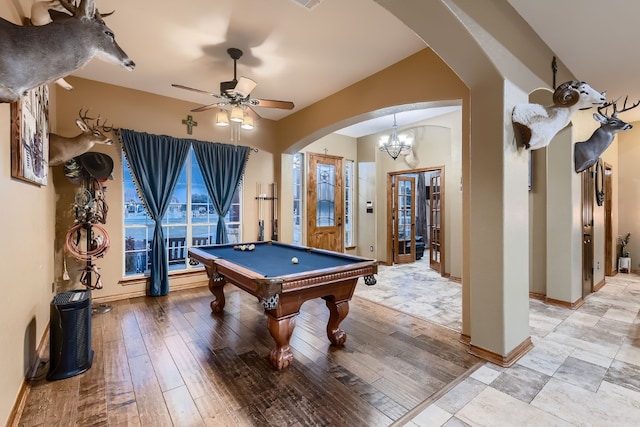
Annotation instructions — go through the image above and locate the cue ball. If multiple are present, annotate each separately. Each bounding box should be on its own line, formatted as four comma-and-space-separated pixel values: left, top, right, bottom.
291, 257, 299, 264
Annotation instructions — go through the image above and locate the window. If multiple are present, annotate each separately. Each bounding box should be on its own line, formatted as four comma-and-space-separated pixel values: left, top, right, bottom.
123, 148, 242, 276
345, 159, 354, 247
292, 153, 304, 245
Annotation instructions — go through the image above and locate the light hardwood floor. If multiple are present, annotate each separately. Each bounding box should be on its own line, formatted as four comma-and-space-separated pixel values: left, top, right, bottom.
17, 283, 481, 426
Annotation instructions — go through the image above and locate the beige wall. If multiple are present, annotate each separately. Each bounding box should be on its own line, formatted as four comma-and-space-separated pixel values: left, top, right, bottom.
0, 5, 56, 423
0, 99, 58, 427
281, 110, 463, 275
618, 126, 640, 271
52, 77, 276, 300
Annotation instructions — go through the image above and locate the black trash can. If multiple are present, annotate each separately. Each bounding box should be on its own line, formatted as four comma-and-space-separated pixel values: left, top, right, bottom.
47, 290, 94, 381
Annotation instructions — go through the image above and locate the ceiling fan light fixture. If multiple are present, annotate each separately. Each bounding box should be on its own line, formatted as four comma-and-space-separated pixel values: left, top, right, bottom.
215, 109, 229, 127
241, 114, 254, 130
230, 106, 244, 123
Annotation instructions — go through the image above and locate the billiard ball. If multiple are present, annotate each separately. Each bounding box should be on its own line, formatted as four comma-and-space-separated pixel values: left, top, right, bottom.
291, 257, 298, 264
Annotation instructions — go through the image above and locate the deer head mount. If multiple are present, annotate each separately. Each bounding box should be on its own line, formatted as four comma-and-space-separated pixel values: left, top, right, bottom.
49, 109, 115, 167
0, 0, 134, 103
512, 80, 606, 150
574, 96, 640, 172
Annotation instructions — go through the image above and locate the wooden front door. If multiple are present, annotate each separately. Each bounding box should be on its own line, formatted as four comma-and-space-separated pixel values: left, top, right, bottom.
582, 169, 594, 297
429, 172, 442, 272
307, 153, 343, 252
393, 176, 416, 264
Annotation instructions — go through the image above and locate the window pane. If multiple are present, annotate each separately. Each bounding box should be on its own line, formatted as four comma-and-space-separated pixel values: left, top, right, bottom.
316, 163, 335, 227
345, 160, 354, 247
123, 147, 243, 277
292, 153, 303, 245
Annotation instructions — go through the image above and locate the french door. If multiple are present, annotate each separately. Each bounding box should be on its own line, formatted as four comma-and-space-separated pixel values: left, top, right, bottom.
429, 172, 442, 272
306, 153, 343, 252
393, 176, 415, 264
582, 168, 594, 297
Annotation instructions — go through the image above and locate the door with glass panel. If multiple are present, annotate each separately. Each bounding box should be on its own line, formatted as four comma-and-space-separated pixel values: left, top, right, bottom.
307, 153, 343, 252
393, 176, 415, 264
429, 172, 442, 272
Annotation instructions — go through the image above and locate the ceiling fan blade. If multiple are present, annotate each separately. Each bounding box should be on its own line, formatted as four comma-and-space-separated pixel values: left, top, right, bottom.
172, 83, 221, 98
252, 98, 295, 110
191, 102, 228, 113
234, 77, 258, 98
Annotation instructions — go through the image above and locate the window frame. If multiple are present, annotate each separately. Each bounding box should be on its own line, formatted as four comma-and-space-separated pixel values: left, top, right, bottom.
122, 147, 242, 277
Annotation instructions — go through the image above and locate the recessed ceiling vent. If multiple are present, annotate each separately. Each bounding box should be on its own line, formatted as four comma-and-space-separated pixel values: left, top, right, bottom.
291, 0, 324, 10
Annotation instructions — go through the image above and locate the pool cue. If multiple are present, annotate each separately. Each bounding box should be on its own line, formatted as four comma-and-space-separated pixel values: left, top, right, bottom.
271, 182, 278, 241
257, 183, 264, 241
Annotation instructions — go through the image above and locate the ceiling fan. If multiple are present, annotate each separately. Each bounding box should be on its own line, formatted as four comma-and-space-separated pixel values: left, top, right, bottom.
172, 48, 295, 118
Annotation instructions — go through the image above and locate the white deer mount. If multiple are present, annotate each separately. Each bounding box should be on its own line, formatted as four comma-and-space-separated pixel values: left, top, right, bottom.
49, 109, 115, 167
0, 0, 135, 102
512, 80, 606, 150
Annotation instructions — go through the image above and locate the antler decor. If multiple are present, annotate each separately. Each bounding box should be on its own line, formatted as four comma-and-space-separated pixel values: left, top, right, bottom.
0, 0, 134, 102
512, 80, 606, 150
49, 108, 116, 167
574, 96, 640, 172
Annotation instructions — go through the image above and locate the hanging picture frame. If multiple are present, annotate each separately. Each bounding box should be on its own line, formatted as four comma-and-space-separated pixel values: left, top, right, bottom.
10, 84, 49, 186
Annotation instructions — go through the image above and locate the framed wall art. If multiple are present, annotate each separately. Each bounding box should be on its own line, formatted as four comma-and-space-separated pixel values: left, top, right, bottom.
10, 85, 49, 186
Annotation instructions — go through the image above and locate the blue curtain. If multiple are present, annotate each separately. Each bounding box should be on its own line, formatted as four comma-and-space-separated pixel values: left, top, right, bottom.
120, 129, 191, 296
192, 141, 250, 243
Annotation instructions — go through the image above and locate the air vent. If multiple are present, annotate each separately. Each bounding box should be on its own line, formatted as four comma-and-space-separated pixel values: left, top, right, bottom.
291, 0, 324, 10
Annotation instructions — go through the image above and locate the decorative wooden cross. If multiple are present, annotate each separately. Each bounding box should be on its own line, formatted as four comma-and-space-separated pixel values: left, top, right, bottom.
182, 115, 198, 135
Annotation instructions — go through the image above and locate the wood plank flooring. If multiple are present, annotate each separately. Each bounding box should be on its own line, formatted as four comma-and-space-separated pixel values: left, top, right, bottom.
17, 284, 481, 426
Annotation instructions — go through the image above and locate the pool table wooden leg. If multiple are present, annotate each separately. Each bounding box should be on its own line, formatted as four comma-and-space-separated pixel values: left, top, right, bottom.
208, 275, 226, 313
267, 316, 295, 370
324, 297, 349, 345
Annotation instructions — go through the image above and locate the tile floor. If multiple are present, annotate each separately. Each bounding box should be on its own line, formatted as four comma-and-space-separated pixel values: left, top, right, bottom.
354, 259, 640, 426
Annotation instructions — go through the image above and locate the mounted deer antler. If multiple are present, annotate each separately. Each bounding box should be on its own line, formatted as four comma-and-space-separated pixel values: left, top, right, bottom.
0, 0, 134, 102
512, 80, 606, 150
49, 108, 116, 166
574, 96, 640, 172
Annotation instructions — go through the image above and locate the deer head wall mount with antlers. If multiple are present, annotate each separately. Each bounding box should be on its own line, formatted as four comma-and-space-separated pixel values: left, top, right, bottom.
48, 109, 116, 167
0, 0, 134, 103
574, 96, 640, 173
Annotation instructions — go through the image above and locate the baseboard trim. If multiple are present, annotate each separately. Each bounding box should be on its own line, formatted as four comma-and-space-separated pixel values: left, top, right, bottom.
545, 296, 584, 309
529, 292, 546, 301
593, 278, 606, 292
94, 280, 208, 304
528, 291, 585, 309
469, 336, 533, 367
7, 324, 50, 427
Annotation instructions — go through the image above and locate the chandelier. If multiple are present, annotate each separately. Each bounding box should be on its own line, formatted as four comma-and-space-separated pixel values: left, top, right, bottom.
215, 105, 254, 142
379, 114, 412, 160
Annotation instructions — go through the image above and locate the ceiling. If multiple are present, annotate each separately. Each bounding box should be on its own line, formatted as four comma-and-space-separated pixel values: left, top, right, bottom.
507, 0, 640, 124
15, 0, 640, 134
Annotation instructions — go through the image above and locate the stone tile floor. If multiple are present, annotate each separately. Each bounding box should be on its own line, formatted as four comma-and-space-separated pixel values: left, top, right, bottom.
354, 260, 640, 426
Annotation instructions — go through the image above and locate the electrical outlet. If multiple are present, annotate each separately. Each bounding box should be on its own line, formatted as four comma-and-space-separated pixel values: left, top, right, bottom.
597, 262, 601, 270
369, 245, 374, 252
51, 282, 55, 293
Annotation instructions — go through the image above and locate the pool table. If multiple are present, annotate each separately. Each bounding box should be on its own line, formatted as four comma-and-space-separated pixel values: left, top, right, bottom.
188, 241, 377, 370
